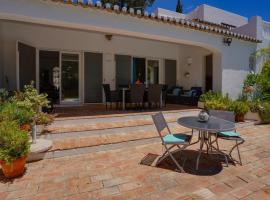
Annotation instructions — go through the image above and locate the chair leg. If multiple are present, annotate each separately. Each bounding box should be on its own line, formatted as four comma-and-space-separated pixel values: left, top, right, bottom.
157, 145, 185, 172
229, 138, 244, 165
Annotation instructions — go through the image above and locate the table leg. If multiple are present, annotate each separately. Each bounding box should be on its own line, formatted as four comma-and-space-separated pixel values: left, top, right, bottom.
122, 90, 125, 111
160, 93, 163, 109
196, 131, 205, 170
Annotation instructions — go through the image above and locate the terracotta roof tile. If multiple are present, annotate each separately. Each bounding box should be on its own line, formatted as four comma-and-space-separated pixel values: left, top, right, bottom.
45, 0, 261, 43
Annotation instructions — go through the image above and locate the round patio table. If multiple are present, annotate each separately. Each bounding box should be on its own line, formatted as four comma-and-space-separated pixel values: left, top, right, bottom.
177, 116, 235, 170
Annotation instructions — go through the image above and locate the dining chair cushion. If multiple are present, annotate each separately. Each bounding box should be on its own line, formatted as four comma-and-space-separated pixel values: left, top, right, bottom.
218, 131, 241, 137
163, 134, 190, 144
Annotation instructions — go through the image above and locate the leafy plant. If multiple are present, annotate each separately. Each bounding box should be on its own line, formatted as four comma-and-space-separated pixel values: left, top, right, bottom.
36, 112, 54, 125
0, 121, 30, 164
228, 101, 249, 116
0, 88, 9, 103
244, 73, 258, 87
199, 91, 225, 102
0, 102, 34, 125
202, 91, 232, 111
256, 60, 270, 100
12, 82, 49, 113
259, 102, 270, 123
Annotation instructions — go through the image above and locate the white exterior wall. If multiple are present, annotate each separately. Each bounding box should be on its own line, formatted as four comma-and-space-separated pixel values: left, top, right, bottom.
187, 5, 248, 27
0, 21, 181, 92
0, 20, 212, 98
178, 45, 211, 90
234, 17, 270, 73
0, 22, 3, 88
155, 8, 186, 20
0, 0, 258, 99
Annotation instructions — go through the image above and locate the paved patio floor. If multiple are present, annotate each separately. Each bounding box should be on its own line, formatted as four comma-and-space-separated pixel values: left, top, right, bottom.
1, 124, 270, 200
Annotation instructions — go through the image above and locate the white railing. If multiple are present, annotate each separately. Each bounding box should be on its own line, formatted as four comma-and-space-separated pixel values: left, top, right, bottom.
262, 21, 270, 40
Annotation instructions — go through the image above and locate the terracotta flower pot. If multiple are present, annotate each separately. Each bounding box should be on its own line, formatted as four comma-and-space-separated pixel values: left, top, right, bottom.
0, 156, 27, 178
20, 124, 31, 132
235, 114, 245, 122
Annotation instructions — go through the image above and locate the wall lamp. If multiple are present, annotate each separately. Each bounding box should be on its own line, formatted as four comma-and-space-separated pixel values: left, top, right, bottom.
223, 37, 232, 46
105, 34, 113, 41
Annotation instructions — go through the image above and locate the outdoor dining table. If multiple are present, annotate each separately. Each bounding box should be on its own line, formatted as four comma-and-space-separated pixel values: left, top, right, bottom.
121, 87, 163, 110
177, 116, 235, 170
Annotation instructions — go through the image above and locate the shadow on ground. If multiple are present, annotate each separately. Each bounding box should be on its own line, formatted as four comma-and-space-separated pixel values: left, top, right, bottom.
140, 150, 231, 176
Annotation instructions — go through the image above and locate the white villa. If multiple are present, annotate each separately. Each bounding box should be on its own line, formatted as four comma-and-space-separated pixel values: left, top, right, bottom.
0, 0, 269, 105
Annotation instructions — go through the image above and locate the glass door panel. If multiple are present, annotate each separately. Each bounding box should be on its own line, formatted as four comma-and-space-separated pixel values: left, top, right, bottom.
61, 53, 80, 103
147, 60, 159, 85
133, 57, 146, 84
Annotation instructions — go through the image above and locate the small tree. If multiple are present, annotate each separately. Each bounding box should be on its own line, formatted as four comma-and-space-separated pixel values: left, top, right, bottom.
176, 0, 183, 13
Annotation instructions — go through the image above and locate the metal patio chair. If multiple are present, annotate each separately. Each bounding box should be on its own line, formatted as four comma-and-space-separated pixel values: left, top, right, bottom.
209, 110, 245, 165
152, 112, 192, 172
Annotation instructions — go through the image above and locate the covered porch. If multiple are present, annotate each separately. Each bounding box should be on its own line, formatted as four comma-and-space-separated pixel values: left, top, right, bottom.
2, 20, 216, 108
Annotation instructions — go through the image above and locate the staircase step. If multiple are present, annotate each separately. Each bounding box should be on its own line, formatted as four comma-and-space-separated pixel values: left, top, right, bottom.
41, 122, 190, 151
46, 110, 199, 133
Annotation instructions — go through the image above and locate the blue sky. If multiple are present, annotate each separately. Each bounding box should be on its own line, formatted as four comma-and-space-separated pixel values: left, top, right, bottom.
147, 0, 270, 22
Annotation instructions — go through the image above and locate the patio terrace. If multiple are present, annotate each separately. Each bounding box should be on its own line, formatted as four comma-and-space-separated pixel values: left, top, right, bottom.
1, 106, 270, 200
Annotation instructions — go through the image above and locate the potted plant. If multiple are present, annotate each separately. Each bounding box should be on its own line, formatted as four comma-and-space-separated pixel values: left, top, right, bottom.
36, 112, 54, 134
0, 121, 30, 178
229, 101, 249, 122
245, 101, 262, 122
0, 102, 34, 131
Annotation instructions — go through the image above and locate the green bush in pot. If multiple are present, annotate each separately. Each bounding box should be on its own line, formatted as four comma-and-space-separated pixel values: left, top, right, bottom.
0, 102, 34, 129
0, 121, 30, 178
229, 101, 249, 122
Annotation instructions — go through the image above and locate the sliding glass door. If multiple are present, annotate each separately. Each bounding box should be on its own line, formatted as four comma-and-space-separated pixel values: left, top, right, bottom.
147, 60, 159, 85
60, 53, 80, 103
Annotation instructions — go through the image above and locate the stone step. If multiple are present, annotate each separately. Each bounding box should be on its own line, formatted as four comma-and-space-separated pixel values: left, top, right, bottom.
40, 120, 256, 152
41, 122, 191, 151
43, 137, 161, 160
46, 110, 200, 134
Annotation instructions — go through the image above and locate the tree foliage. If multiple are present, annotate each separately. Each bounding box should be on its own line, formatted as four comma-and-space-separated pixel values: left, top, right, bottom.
176, 0, 183, 13
101, 0, 155, 10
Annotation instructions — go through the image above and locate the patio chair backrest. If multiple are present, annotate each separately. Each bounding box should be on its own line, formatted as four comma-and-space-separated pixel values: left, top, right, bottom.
103, 84, 111, 101
130, 84, 145, 103
152, 112, 171, 141
148, 84, 163, 103
209, 110, 235, 123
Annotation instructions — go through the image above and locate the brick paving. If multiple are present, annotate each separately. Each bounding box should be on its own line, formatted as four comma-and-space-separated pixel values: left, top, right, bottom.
1, 124, 270, 200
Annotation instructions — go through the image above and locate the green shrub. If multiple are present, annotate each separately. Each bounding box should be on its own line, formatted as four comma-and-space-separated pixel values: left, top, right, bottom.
0, 102, 34, 125
202, 92, 232, 111
199, 91, 224, 102
204, 100, 229, 111
244, 73, 259, 87
0, 88, 8, 103
12, 82, 49, 113
257, 60, 270, 100
229, 101, 249, 116
259, 102, 270, 123
0, 121, 30, 164
36, 112, 54, 125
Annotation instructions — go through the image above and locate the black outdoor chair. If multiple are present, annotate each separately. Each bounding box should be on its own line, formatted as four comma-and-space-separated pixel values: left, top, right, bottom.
128, 84, 145, 109
209, 110, 245, 165
102, 84, 120, 110
162, 84, 168, 107
148, 84, 163, 109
